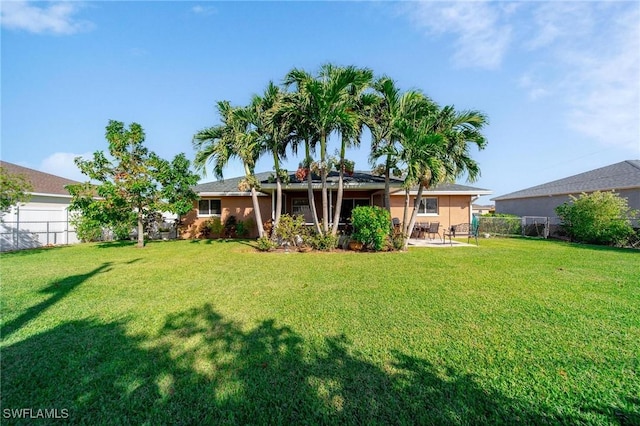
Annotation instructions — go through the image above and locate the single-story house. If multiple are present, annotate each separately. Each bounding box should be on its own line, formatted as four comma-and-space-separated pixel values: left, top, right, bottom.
182, 170, 492, 238
492, 160, 640, 218
1, 161, 81, 251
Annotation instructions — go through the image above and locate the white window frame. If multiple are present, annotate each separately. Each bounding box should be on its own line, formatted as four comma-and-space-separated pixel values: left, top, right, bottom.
198, 199, 221, 217
417, 197, 438, 216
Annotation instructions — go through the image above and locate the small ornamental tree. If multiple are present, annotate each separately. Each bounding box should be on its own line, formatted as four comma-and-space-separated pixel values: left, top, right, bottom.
0, 166, 33, 214
555, 191, 638, 246
68, 120, 199, 248
351, 205, 392, 251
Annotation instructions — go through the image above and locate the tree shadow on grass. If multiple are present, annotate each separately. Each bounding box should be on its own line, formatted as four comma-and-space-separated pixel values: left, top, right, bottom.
1, 303, 624, 424
1, 262, 113, 339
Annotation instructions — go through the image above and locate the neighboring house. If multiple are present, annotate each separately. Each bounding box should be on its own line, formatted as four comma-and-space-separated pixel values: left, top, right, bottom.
472, 204, 494, 216
492, 160, 640, 218
182, 170, 491, 238
1, 161, 81, 251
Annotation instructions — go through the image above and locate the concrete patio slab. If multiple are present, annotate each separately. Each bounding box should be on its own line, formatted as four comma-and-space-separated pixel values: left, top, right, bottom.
407, 238, 475, 247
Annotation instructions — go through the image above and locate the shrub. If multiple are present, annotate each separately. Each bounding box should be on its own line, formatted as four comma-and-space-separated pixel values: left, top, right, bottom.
223, 216, 237, 238
197, 217, 223, 238
555, 191, 638, 246
235, 220, 249, 238
351, 206, 392, 251
72, 216, 104, 242
305, 232, 338, 251
273, 214, 306, 247
256, 235, 277, 252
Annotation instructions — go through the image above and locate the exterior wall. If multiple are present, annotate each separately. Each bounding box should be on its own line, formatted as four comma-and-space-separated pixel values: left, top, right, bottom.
389, 193, 472, 233
181, 196, 271, 239
185, 191, 477, 239
495, 189, 640, 218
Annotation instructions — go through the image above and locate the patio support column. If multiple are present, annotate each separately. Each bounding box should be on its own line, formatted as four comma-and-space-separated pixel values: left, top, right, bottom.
271, 190, 275, 220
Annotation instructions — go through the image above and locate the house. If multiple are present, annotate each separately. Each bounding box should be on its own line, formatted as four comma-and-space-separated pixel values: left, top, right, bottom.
1, 161, 81, 251
472, 204, 494, 216
492, 160, 640, 218
182, 170, 492, 238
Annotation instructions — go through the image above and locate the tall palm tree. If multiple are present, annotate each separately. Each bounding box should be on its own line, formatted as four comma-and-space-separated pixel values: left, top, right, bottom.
400, 105, 488, 247
285, 64, 373, 235
276, 83, 322, 234
249, 82, 293, 230
193, 101, 266, 238
330, 79, 376, 236
369, 77, 432, 214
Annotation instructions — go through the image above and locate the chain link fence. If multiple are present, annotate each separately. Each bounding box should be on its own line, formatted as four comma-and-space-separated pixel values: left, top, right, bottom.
1, 220, 79, 252
476, 216, 563, 239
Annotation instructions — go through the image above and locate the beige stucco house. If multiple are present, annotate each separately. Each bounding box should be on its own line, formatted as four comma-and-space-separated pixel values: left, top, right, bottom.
182, 171, 491, 238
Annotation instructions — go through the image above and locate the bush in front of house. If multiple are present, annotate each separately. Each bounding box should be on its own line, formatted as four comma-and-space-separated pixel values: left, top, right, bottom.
555, 191, 638, 246
351, 206, 392, 251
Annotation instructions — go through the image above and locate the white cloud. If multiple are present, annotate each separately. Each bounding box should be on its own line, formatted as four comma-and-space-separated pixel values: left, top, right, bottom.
527, 2, 640, 152
1, 1, 93, 35
191, 5, 217, 16
402, 1, 514, 70
40, 152, 92, 182
402, 1, 639, 152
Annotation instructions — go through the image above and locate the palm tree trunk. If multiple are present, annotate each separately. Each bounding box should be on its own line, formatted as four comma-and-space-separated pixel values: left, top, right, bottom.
320, 132, 329, 234
307, 172, 321, 235
402, 189, 410, 236
305, 140, 321, 234
273, 151, 282, 229
384, 155, 392, 213
331, 167, 344, 236
245, 164, 265, 238
331, 138, 347, 236
404, 184, 425, 249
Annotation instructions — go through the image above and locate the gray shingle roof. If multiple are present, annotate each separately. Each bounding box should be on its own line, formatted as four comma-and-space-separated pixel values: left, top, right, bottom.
0, 161, 80, 196
493, 160, 640, 201
194, 170, 490, 194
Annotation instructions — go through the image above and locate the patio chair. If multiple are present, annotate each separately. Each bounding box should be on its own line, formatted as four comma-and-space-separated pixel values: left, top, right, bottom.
444, 222, 479, 246
427, 222, 441, 241
412, 222, 429, 239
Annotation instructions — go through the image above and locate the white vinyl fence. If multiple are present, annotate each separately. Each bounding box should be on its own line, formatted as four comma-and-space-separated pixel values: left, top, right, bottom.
1, 207, 78, 252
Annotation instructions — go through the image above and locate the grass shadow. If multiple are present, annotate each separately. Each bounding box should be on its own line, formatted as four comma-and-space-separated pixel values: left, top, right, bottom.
1, 262, 113, 339
1, 303, 608, 424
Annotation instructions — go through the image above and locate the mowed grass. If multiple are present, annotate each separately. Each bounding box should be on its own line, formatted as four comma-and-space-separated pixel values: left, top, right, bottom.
1, 238, 638, 425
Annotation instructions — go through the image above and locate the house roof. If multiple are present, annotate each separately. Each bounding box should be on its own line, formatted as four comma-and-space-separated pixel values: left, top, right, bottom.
492, 160, 640, 201
194, 170, 491, 196
0, 161, 80, 197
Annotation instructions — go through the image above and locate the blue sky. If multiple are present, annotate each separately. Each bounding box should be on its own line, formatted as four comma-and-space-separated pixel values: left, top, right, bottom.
2, 1, 639, 204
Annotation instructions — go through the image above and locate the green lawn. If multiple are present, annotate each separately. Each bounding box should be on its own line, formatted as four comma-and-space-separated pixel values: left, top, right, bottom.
1, 239, 638, 425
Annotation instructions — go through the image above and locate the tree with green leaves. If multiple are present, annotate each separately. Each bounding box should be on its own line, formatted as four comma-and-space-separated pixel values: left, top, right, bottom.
369, 77, 431, 214
284, 64, 374, 235
249, 82, 294, 230
68, 120, 199, 248
400, 105, 488, 248
194, 101, 266, 237
556, 191, 638, 246
0, 166, 33, 215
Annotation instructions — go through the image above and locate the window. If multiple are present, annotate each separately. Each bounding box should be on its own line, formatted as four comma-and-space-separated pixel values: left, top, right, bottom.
417, 197, 438, 215
198, 199, 221, 216
292, 198, 310, 215
340, 198, 369, 222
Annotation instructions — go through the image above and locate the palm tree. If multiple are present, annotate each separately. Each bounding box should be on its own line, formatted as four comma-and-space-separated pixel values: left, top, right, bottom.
285, 64, 373, 235
401, 105, 488, 247
330, 76, 376, 236
193, 101, 266, 238
369, 77, 432, 214
248, 82, 293, 230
